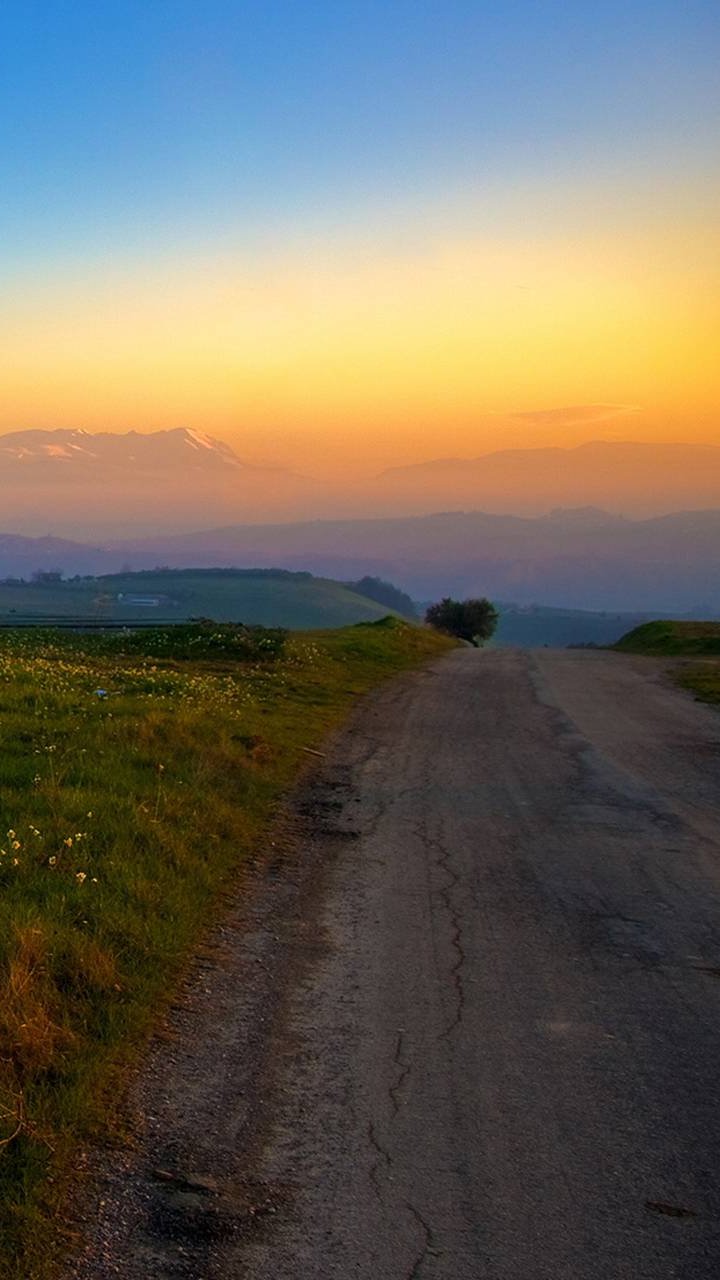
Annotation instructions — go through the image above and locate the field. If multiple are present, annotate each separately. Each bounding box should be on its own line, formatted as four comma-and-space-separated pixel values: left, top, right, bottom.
0, 568, 396, 630
0, 619, 452, 1278
615, 620, 720, 706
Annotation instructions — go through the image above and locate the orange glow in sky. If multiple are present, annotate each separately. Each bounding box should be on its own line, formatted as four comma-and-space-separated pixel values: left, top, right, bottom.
2, 209, 717, 477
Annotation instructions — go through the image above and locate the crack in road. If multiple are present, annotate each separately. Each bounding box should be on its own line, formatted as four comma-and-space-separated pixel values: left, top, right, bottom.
366, 1121, 392, 1202
431, 835, 466, 1039
389, 1031, 411, 1115
406, 1202, 436, 1278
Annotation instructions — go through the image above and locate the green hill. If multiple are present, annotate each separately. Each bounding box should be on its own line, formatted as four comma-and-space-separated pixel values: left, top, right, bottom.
0, 568, 400, 630
615, 620, 720, 656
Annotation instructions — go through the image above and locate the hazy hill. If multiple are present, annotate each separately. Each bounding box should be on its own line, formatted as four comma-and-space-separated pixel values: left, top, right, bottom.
113, 507, 720, 613
1, 501, 719, 615
0, 568, 399, 630
492, 604, 654, 649
0, 532, 110, 578
377, 441, 720, 517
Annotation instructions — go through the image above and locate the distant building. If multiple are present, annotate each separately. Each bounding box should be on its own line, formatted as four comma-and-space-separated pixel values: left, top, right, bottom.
116, 593, 165, 607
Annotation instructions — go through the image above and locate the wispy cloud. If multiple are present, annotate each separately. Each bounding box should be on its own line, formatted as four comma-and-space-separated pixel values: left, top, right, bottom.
508, 404, 640, 429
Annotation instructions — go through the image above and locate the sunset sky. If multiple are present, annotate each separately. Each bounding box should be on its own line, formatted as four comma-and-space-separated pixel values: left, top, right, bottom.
1, 1, 718, 476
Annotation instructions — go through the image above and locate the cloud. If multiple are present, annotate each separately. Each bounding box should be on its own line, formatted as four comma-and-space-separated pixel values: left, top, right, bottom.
508, 404, 640, 429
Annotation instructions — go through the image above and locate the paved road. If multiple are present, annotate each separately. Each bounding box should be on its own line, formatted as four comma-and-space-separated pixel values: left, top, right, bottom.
71, 649, 720, 1279
235, 648, 720, 1280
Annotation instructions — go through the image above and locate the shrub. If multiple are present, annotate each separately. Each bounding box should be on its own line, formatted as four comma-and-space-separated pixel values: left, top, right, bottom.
425, 597, 498, 646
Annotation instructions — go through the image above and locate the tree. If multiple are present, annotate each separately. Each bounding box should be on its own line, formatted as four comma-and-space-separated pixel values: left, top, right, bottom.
425, 597, 498, 646
31, 569, 63, 584
347, 575, 417, 619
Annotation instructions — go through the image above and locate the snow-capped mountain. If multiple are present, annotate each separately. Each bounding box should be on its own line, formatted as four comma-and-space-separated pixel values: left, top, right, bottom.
0, 428, 320, 536
0, 427, 244, 474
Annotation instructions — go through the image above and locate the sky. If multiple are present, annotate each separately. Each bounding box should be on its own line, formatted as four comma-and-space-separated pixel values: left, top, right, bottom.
1, 0, 718, 477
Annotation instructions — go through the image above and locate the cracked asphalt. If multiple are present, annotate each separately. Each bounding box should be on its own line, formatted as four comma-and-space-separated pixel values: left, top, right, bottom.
69, 648, 720, 1279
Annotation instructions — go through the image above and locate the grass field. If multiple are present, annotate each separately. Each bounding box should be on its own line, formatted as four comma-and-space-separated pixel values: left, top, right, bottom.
0, 618, 452, 1278
615, 620, 720, 656
0, 568, 396, 630
615, 620, 720, 706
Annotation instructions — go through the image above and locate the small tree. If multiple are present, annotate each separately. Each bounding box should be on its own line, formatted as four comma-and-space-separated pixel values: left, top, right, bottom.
425, 597, 498, 647
347, 575, 418, 619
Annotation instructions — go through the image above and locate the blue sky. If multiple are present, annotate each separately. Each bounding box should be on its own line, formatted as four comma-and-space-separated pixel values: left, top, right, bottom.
1, 0, 718, 260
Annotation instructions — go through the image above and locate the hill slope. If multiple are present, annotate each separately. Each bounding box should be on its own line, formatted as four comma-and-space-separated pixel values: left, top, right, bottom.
615, 620, 720, 656
0, 569, 399, 630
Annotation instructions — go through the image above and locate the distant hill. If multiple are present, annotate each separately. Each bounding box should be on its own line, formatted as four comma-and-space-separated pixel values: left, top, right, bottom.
112, 506, 720, 613
0, 531, 109, 578
0, 568, 401, 630
376, 441, 720, 517
1, 505, 719, 615
492, 604, 654, 649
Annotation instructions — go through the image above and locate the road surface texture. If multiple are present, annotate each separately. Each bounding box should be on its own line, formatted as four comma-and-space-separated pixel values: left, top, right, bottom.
69, 649, 720, 1280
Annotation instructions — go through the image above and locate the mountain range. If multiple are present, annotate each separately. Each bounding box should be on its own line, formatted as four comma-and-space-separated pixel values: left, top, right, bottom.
0, 429, 719, 536
0, 505, 718, 614
375, 441, 720, 517
0, 427, 321, 536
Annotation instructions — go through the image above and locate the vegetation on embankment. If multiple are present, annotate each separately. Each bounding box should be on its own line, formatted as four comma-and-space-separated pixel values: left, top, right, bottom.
0, 618, 453, 1278
615, 620, 720, 707
615, 620, 720, 656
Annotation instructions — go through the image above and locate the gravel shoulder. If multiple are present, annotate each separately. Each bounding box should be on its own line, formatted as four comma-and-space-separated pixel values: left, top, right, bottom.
67, 649, 720, 1279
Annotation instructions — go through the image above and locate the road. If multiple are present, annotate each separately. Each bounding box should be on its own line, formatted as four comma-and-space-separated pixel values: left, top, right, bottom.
71, 649, 720, 1279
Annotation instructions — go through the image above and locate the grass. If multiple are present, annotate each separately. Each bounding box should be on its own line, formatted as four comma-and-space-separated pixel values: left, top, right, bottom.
0, 568, 399, 629
615, 620, 720, 707
0, 617, 453, 1278
675, 664, 720, 706
614, 620, 720, 656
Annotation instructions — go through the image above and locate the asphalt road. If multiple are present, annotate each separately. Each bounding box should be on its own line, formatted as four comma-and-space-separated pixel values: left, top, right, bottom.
70, 649, 720, 1279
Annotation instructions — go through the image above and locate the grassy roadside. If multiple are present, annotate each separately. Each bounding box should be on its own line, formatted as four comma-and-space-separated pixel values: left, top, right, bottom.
614, 620, 720, 706
0, 618, 453, 1278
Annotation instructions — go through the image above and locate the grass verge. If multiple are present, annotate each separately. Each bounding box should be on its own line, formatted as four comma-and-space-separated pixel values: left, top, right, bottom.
0, 617, 453, 1277
615, 620, 720, 707
675, 663, 720, 706
614, 620, 720, 657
